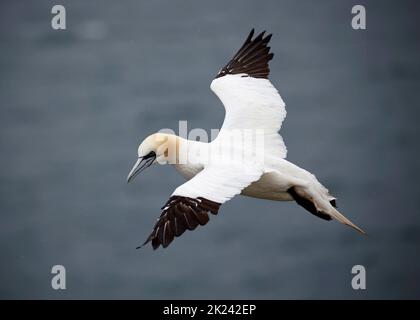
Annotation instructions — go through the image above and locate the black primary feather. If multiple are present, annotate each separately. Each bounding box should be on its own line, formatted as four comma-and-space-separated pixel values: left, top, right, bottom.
288, 187, 332, 221
138, 196, 221, 250
216, 28, 274, 79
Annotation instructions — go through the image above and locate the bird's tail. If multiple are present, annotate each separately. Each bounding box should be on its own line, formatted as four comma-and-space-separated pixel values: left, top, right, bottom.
328, 206, 365, 234
288, 186, 366, 235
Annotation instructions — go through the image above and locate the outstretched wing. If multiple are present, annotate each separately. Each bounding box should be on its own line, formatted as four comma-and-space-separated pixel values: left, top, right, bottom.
141, 165, 262, 249
211, 29, 287, 159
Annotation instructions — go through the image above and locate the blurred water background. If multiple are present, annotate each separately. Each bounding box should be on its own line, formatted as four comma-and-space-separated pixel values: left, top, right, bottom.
0, 0, 419, 299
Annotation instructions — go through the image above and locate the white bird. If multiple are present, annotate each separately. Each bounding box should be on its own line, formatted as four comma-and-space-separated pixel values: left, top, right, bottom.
127, 29, 365, 250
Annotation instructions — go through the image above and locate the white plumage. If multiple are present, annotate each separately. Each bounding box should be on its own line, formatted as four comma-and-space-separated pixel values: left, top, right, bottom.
128, 29, 365, 250
211, 74, 287, 159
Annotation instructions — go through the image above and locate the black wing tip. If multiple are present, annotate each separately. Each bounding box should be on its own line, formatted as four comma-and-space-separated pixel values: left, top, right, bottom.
216, 28, 275, 79
141, 196, 221, 250
288, 187, 333, 221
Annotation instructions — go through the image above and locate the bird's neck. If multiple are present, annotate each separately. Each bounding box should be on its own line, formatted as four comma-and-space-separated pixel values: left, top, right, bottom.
162, 135, 206, 166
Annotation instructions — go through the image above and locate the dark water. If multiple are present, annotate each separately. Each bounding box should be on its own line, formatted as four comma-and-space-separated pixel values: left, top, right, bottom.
0, 0, 419, 299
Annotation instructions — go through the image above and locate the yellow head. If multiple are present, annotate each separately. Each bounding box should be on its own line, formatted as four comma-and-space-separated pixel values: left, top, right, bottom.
127, 133, 178, 183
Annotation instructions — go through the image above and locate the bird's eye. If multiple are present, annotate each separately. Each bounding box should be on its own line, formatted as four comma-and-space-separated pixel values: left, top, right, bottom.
143, 151, 156, 159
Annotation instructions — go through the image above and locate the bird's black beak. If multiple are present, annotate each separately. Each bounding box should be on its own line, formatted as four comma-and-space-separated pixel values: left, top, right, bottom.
127, 151, 156, 183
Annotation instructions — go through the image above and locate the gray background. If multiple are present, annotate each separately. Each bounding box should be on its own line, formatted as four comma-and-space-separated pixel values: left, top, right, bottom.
0, 0, 419, 299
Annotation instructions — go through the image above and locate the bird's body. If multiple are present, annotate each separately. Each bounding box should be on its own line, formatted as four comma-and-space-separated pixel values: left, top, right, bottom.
176, 163, 293, 201
127, 29, 365, 250
171, 137, 304, 202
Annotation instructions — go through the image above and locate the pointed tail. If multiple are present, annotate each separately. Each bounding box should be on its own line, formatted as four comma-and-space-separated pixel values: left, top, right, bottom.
288, 186, 366, 235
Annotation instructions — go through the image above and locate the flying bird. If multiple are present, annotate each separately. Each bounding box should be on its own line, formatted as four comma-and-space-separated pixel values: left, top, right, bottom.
127, 29, 365, 250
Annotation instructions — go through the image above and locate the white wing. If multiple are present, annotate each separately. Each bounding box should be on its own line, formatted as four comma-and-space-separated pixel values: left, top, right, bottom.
211, 75, 287, 158
211, 29, 287, 159
141, 165, 263, 249
173, 164, 263, 203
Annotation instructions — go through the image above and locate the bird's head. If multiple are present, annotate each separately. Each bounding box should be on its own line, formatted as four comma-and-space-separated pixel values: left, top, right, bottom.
127, 133, 177, 183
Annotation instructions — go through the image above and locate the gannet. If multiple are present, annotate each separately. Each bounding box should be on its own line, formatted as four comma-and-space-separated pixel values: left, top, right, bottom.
127, 29, 365, 250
